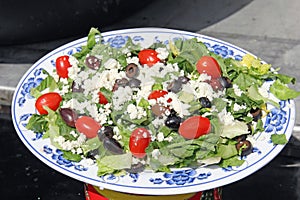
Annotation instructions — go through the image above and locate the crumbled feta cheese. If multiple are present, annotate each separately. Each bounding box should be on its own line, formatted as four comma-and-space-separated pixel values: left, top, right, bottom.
157, 132, 164, 142
218, 108, 234, 125
103, 58, 120, 70
126, 56, 140, 65
233, 84, 243, 97
233, 103, 247, 111
155, 47, 169, 60
151, 149, 161, 159
127, 104, 147, 120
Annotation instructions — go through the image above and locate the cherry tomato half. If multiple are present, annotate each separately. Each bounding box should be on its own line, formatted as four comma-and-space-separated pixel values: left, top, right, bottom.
129, 128, 151, 158
178, 116, 211, 139
138, 49, 160, 67
75, 116, 101, 138
35, 92, 62, 115
98, 92, 108, 105
56, 55, 71, 78
196, 56, 222, 79
148, 90, 168, 100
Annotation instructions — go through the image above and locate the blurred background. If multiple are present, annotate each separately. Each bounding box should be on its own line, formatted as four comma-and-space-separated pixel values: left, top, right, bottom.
1, 0, 300, 199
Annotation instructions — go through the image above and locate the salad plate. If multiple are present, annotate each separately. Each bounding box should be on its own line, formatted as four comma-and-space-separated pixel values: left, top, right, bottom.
11, 28, 296, 195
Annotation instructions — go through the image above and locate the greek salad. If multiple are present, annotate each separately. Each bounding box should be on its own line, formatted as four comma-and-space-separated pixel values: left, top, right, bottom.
26, 28, 300, 176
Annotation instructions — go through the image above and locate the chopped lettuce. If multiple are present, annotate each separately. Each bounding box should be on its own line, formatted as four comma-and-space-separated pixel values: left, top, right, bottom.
97, 153, 132, 176
271, 134, 288, 145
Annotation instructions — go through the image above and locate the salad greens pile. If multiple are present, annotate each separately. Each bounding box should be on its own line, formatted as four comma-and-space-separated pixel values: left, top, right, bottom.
26, 28, 300, 176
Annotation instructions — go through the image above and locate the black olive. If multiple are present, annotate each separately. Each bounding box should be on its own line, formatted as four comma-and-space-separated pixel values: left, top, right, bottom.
250, 107, 262, 121
236, 140, 253, 156
102, 137, 124, 155
235, 134, 247, 143
165, 114, 182, 130
116, 78, 129, 87
98, 126, 114, 141
71, 81, 84, 93
126, 162, 145, 173
125, 63, 139, 78
85, 55, 101, 70
219, 76, 232, 88
167, 80, 182, 93
199, 97, 212, 108
86, 149, 99, 160
128, 78, 141, 88
59, 108, 78, 127
178, 76, 190, 84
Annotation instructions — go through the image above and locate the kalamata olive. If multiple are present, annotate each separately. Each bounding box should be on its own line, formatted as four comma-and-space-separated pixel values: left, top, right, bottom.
250, 107, 262, 121
85, 55, 101, 70
102, 137, 124, 154
71, 81, 84, 93
178, 76, 190, 84
165, 114, 182, 130
126, 162, 145, 173
98, 126, 114, 141
151, 104, 168, 117
167, 80, 182, 93
219, 76, 232, 88
59, 108, 78, 127
125, 63, 139, 78
199, 97, 212, 108
236, 140, 253, 156
128, 78, 141, 88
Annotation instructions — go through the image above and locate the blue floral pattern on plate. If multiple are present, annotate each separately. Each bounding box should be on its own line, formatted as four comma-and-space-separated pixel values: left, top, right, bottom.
11, 28, 295, 195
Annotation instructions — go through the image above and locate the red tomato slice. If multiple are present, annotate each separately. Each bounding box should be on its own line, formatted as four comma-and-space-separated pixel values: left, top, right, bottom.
196, 56, 222, 79
75, 116, 101, 138
148, 90, 168, 100
56, 55, 71, 78
129, 128, 151, 158
138, 49, 160, 67
98, 92, 108, 105
178, 116, 211, 139
35, 92, 62, 115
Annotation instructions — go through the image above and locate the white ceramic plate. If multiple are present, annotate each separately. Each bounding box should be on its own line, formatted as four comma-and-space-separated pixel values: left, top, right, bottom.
11, 28, 295, 195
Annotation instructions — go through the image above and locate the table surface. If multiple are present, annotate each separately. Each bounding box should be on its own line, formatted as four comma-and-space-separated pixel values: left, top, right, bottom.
1, 0, 300, 199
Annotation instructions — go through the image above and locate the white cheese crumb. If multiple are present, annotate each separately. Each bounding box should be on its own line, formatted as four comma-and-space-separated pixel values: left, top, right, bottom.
151, 149, 161, 159
155, 47, 169, 60
218, 108, 235, 126
233, 84, 243, 97
157, 132, 165, 142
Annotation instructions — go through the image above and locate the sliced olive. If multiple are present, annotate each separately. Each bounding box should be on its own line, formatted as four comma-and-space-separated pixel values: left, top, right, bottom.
128, 78, 141, 88
151, 104, 168, 117
236, 140, 253, 156
250, 107, 262, 121
85, 55, 101, 70
102, 137, 124, 154
165, 114, 182, 130
125, 63, 139, 78
178, 76, 190, 84
71, 81, 84, 93
98, 126, 114, 141
219, 76, 232, 88
126, 162, 145, 173
86, 149, 99, 160
199, 97, 212, 108
59, 108, 78, 127
167, 80, 182, 93
235, 134, 247, 143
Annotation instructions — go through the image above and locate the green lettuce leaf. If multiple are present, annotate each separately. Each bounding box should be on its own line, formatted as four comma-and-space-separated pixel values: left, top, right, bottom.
270, 79, 300, 100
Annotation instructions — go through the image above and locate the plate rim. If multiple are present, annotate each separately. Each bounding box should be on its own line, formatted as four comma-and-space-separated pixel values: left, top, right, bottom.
11, 27, 295, 195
